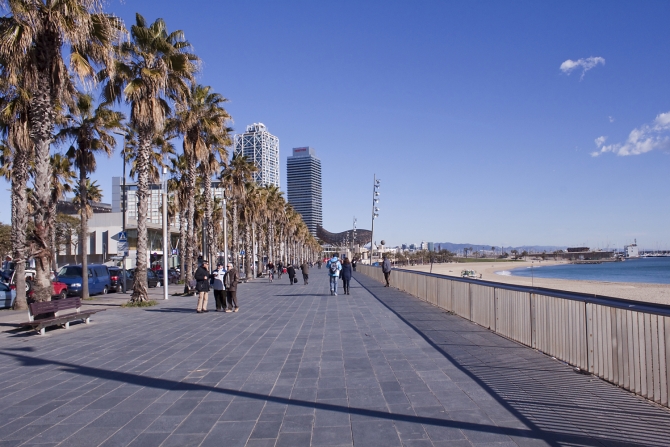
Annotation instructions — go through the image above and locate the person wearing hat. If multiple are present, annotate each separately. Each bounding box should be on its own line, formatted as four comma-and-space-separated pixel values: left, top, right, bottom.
223, 263, 240, 312
211, 263, 227, 311
194, 261, 211, 313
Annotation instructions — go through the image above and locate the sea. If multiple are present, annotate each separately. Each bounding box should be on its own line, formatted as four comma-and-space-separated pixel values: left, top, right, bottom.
497, 257, 670, 285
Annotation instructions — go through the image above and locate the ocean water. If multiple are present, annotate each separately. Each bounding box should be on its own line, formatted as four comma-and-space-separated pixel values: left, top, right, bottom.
501, 257, 670, 285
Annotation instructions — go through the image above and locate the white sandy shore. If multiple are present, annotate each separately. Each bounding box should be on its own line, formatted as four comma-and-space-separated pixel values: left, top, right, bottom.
402, 260, 670, 306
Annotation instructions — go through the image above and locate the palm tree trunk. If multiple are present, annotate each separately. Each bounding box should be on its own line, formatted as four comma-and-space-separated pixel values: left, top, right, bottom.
79, 169, 89, 300
31, 138, 53, 302
179, 208, 186, 283
131, 134, 151, 302
186, 157, 196, 283
244, 222, 252, 279
11, 146, 28, 310
232, 201, 239, 270
204, 174, 215, 266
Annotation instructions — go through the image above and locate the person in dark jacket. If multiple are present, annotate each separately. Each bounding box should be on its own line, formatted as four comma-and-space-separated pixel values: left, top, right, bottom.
194, 261, 210, 313
341, 257, 353, 295
382, 256, 392, 287
300, 261, 309, 285
352, 259, 357, 272
287, 264, 296, 285
223, 263, 239, 312
211, 263, 226, 311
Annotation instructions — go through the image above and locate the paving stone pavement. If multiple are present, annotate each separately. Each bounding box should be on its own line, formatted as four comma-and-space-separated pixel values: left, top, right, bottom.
0, 272, 669, 447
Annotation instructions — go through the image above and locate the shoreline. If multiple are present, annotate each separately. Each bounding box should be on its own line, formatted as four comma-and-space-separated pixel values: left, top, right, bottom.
402, 260, 670, 306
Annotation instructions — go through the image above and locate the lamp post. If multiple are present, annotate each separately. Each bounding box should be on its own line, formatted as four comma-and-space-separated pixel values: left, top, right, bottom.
121, 148, 127, 294
370, 175, 380, 264
162, 166, 168, 300
222, 189, 228, 266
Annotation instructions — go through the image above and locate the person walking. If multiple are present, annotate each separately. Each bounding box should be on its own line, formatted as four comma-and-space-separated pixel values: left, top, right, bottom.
277, 260, 284, 279
341, 257, 353, 295
211, 263, 226, 311
267, 261, 275, 282
352, 259, 357, 272
287, 263, 296, 285
300, 260, 309, 285
326, 256, 342, 295
382, 255, 392, 287
195, 260, 210, 313
223, 263, 239, 312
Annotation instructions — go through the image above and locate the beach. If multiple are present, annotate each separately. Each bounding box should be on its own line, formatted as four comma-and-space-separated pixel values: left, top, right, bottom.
403, 260, 670, 305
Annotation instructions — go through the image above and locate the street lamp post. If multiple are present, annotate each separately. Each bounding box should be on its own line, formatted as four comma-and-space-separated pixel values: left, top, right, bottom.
121, 150, 127, 294
370, 175, 380, 264
162, 166, 168, 300
222, 189, 228, 266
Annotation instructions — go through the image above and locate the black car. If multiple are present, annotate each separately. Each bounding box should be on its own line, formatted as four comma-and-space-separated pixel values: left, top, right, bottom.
108, 267, 133, 292
147, 269, 160, 288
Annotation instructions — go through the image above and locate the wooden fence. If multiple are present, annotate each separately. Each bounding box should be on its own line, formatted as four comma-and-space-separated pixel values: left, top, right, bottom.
358, 265, 670, 408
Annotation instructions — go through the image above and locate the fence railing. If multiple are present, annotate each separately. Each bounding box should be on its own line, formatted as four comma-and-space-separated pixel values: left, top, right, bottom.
358, 264, 670, 408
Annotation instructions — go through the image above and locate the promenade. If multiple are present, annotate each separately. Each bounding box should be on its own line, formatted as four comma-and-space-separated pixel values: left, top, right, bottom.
0, 273, 669, 446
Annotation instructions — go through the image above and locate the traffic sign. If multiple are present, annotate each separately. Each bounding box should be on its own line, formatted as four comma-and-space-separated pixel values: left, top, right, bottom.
240, 250, 245, 255
112, 231, 127, 242
117, 241, 129, 257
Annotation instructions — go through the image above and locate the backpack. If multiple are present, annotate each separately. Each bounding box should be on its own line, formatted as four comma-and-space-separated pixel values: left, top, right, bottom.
329, 261, 338, 274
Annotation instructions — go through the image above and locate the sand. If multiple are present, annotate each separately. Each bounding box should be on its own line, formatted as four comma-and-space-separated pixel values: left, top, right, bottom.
402, 260, 670, 306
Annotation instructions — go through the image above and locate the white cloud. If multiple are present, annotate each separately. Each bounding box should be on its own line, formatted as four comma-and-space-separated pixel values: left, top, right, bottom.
591, 111, 670, 157
608, 116, 615, 123
560, 56, 605, 80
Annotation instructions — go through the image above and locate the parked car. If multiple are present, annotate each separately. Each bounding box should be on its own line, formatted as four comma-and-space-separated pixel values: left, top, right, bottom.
153, 269, 178, 285
0, 282, 16, 309
8, 270, 67, 299
108, 267, 133, 292
147, 269, 160, 288
57, 264, 111, 296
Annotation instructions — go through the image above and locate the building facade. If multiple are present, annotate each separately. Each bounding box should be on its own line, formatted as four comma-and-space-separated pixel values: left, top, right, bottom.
233, 123, 280, 187
287, 147, 322, 236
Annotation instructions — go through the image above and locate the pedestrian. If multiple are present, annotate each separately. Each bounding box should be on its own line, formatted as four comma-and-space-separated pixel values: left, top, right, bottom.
352, 259, 357, 272
267, 261, 275, 282
382, 255, 392, 287
277, 260, 284, 279
300, 260, 309, 285
194, 260, 210, 313
211, 263, 226, 311
317, 261, 322, 269
287, 263, 296, 285
341, 257, 352, 295
326, 255, 342, 295
223, 263, 239, 312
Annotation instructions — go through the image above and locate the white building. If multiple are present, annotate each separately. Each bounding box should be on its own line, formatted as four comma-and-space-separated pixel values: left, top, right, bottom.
625, 241, 639, 258
233, 123, 280, 188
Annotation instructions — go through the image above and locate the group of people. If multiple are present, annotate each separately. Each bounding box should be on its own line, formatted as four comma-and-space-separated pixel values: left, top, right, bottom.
267, 260, 311, 285
193, 261, 240, 313
326, 255, 353, 295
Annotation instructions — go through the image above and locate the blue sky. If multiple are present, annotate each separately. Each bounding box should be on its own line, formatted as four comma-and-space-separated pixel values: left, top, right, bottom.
2, 0, 670, 249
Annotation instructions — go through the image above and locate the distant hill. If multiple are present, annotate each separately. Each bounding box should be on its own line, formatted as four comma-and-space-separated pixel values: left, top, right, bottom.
432, 243, 568, 253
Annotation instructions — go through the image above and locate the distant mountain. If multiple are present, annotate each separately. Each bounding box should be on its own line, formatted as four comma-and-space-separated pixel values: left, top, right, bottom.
432, 243, 568, 253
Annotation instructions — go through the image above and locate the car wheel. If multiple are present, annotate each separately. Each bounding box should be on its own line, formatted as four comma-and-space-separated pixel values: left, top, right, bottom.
102, 286, 108, 295
26, 280, 33, 293
59, 290, 67, 300
156, 281, 161, 288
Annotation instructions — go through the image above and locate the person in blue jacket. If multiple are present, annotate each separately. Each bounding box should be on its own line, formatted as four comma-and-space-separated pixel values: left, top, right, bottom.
326, 256, 342, 296
340, 256, 353, 295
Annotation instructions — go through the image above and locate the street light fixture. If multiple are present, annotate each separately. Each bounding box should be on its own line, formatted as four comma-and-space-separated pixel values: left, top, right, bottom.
370, 174, 380, 265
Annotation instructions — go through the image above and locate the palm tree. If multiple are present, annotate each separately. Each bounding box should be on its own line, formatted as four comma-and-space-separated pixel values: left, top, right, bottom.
0, 1, 123, 302
59, 93, 123, 299
168, 155, 189, 284
170, 84, 230, 281
103, 14, 198, 302
0, 65, 32, 309
222, 155, 257, 272
49, 154, 76, 271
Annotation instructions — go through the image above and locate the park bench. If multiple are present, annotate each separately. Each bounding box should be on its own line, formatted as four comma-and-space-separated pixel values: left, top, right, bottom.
20, 297, 104, 335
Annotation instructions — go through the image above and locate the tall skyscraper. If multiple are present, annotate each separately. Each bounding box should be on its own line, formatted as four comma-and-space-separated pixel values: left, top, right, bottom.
233, 123, 280, 187
287, 147, 322, 236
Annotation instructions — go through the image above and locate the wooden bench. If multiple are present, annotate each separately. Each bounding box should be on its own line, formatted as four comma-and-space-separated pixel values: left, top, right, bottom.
20, 297, 104, 335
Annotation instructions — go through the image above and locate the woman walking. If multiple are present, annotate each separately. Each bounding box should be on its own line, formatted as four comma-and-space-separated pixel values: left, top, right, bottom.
223, 263, 240, 312
341, 257, 353, 295
287, 263, 296, 285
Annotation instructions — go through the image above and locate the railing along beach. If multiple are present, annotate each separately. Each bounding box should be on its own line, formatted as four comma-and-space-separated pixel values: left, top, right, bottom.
358, 264, 670, 408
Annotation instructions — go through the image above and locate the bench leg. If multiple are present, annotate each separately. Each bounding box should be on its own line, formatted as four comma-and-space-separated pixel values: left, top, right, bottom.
64, 322, 69, 329
85, 317, 90, 324
38, 327, 45, 335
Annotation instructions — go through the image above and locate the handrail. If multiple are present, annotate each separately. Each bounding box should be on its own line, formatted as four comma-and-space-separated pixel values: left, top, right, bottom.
372, 265, 670, 317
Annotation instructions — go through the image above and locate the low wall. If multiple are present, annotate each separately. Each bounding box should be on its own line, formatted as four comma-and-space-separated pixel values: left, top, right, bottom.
358, 265, 670, 408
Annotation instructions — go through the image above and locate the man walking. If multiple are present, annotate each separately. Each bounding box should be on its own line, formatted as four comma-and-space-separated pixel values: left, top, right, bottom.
287, 263, 296, 285
300, 260, 309, 285
326, 255, 341, 295
382, 255, 392, 287
223, 263, 239, 312
211, 263, 226, 311
195, 260, 210, 313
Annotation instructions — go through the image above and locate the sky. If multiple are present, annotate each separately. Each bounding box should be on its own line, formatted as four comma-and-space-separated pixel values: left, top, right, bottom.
2, 0, 670, 249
